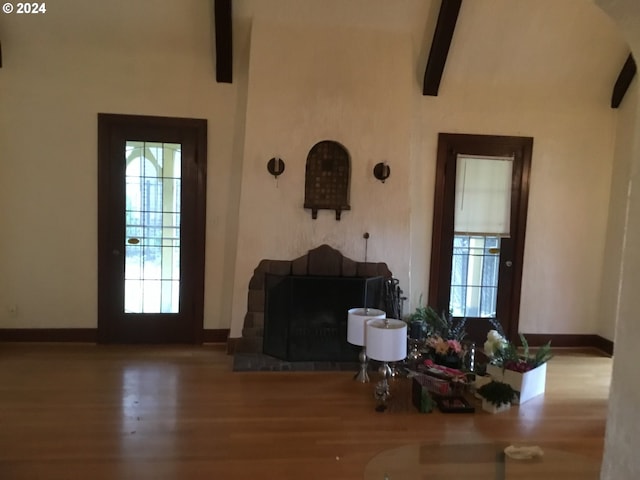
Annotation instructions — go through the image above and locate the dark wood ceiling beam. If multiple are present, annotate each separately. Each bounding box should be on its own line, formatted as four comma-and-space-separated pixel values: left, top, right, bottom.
611, 54, 636, 108
423, 0, 462, 96
214, 0, 233, 83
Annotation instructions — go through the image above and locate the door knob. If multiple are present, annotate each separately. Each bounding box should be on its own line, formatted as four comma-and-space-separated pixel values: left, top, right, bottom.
505, 260, 513, 267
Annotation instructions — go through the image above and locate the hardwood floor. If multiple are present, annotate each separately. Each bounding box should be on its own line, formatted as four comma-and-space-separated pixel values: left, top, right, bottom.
0, 344, 612, 479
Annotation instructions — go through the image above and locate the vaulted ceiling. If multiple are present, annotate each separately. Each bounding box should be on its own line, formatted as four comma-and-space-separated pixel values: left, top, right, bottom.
215, 0, 631, 107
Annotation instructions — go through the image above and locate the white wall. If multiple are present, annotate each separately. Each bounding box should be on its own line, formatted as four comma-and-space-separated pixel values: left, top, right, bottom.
0, 0, 628, 347
595, 1, 640, 477
407, 0, 624, 336
229, 21, 413, 337
227, 0, 625, 339
408, 95, 618, 335
600, 79, 640, 479
598, 78, 637, 342
0, 0, 245, 329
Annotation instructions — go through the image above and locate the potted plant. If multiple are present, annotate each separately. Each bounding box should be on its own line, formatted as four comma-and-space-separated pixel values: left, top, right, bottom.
477, 380, 516, 413
484, 330, 553, 404
406, 299, 430, 340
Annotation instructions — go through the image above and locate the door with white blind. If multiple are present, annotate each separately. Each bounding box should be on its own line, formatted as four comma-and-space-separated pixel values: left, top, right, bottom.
428, 133, 533, 343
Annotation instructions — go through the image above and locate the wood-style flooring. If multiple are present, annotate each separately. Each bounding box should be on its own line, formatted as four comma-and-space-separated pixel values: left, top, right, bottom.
0, 343, 612, 479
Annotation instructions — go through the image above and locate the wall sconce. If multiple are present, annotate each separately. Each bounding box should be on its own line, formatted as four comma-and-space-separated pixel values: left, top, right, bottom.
267, 157, 285, 179
373, 162, 391, 183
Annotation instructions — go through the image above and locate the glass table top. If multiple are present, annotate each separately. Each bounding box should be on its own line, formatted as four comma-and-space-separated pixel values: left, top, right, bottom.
364, 442, 601, 479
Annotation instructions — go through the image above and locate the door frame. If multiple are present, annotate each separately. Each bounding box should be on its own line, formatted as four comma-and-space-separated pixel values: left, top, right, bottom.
97, 113, 207, 344
428, 133, 533, 341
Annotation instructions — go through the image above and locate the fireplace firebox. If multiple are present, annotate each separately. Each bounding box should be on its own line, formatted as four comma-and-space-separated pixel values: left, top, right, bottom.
263, 274, 384, 362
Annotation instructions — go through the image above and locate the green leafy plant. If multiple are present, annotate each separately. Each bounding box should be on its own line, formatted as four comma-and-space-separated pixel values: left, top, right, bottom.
428, 308, 467, 342
407, 299, 430, 336
407, 296, 467, 341
477, 380, 516, 406
420, 390, 436, 413
485, 330, 553, 373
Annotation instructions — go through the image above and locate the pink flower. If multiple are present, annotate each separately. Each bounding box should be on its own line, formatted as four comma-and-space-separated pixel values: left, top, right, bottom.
426, 336, 464, 357
447, 339, 462, 354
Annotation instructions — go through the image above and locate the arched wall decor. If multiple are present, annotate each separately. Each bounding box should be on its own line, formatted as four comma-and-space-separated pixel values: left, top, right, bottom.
303, 140, 351, 220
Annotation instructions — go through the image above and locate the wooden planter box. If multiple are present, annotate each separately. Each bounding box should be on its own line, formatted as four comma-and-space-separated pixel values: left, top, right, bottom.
486, 362, 547, 404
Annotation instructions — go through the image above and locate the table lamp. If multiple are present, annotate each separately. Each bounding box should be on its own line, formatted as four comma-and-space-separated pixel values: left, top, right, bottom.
347, 308, 386, 382
366, 318, 407, 409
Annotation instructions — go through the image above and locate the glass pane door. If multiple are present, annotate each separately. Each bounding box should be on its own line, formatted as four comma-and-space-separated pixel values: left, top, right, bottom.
124, 141, 181, 313
450, 235, 500, 318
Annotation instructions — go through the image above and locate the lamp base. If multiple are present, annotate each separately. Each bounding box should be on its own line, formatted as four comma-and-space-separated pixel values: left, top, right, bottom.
374, 362, 392, 410
407, 338, 423, 365
354, 347, 369, 383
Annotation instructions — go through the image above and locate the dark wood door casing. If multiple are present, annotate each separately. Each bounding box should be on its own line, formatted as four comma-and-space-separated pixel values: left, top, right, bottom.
97, 114, 207, 344
428, 133, 533, 342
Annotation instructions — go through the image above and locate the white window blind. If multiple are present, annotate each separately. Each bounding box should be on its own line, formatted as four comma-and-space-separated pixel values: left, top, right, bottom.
454, 154, 513, 237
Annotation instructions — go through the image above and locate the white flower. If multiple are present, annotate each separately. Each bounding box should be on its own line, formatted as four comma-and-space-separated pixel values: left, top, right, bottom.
484, 339, 497, 356
484, 330, 507, 358
487, 330, 503, 342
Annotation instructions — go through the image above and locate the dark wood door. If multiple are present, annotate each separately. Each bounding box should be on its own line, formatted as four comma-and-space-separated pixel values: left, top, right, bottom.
429, 133, 533, 344
97, 114, 207, 343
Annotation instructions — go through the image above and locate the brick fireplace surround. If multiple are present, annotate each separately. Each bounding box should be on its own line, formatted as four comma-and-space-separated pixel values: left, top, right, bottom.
232, 244, 393, 371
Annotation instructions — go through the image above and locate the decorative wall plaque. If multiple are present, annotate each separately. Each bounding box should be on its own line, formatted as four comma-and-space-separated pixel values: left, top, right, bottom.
304, 140, 351, 220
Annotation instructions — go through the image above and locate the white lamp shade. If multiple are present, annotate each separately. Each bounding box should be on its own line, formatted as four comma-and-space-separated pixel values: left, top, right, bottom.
347, 308, 386, 346
366, 318, 407, 362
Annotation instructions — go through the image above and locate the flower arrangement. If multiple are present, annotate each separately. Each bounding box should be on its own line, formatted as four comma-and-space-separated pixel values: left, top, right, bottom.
407, 300, 468, 369
484, 329, 553, 373
425, 336, 464, 358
